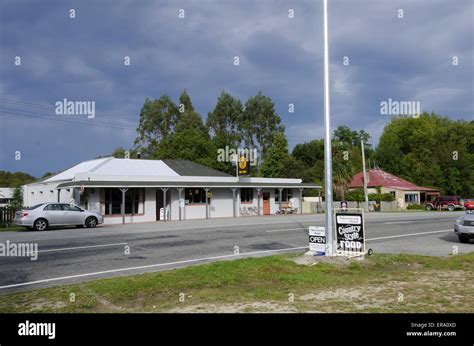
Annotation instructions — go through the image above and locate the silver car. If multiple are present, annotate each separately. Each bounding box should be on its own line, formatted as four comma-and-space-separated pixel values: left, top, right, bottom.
454, 211, 474, 243
13, 203, 104, 231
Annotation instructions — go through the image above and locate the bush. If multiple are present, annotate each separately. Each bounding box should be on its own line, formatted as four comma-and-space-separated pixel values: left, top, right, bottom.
406, 204, 424, 210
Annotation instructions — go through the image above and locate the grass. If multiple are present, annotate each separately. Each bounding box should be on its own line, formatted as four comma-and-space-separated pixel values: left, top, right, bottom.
0, 225, 25, 232
0, 252, 473, 313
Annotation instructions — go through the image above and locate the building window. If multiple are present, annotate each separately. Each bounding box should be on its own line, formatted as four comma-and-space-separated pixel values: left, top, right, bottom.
404, 193, 418, 203
185, 188, 207, 204
103, 188, 144, 215
240, 188, 253, 203
275, 189, 293, 203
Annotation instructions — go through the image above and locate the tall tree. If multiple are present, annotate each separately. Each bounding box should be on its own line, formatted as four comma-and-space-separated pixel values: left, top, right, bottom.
259, 132, 291, 178
242, 92, 285, 160
176, 89, 207, 135
376, 112, 474, 196
206, 91, 244, 146
134, 96, 179, 157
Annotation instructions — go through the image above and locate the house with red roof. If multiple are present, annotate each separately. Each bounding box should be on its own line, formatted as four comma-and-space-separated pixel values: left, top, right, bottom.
348, 169, 439, 209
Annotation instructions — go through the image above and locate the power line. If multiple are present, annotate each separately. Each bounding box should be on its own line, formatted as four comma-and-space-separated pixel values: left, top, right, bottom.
0, 111, 135, 131
0, 98, 139, 123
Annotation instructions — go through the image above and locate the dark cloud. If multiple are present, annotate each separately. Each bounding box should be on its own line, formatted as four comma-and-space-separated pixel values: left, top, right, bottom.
0, 0, 472, 176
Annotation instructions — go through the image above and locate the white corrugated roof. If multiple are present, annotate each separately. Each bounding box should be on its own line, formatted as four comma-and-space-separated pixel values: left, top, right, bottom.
92, 158, 179, 177
42, 157, 113, 182
0, 188, 14, 198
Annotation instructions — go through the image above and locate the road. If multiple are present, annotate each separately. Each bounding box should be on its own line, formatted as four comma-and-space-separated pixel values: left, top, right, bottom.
0, 211, 471, 293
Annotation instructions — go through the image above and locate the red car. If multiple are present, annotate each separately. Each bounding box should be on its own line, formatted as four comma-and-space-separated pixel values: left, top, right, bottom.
425, 196, 464, 211
464, 198, 474, 210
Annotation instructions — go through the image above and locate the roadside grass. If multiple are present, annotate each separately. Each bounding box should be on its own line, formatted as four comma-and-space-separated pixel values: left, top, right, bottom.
0, 252, 472, 313
0, 226, 25, 232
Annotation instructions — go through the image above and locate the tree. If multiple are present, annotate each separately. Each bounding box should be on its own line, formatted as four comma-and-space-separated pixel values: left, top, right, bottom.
206, 91, 244, 147
333, 125, 370, 147
10, 186, 23, 210
0, 171, 36, 187
134, 96, 179, 157
259, 132, 291, 178
376, 112, 474, 196
176, 90, 207, 135
242, 92, 285, 159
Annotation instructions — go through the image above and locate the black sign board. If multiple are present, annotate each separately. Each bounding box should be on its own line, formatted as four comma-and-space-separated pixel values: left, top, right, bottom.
237, 155, 250, 176
335, 211, 365, 252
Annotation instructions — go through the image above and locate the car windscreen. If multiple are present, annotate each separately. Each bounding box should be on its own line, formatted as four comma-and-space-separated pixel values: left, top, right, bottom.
26, 204, 44, 210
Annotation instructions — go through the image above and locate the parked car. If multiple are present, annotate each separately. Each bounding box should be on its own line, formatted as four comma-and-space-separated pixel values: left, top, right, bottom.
425, 196, 464, 211
13, 203, 104, 231
454, 211, 474, 243
463, 198, 474, 211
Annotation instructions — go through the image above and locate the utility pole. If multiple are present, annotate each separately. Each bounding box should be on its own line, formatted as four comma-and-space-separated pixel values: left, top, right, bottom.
323, 0, 334, 256
361, 140, 369, 212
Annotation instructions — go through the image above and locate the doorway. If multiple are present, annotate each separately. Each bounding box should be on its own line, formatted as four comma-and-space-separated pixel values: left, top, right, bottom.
156, 189, 163, 220
263, 192, 270, 215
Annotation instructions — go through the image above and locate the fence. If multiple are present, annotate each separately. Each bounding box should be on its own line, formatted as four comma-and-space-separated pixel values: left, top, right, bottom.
302, 200, 399, 213
0, 206, 16, 227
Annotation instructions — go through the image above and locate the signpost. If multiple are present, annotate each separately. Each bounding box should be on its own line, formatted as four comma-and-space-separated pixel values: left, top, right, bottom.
309, 226, 326, 256
322, 0, 334, 256
334, 208, 365, 255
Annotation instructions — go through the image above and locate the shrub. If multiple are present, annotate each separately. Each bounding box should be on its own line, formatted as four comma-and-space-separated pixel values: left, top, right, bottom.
406, 204, 424, 210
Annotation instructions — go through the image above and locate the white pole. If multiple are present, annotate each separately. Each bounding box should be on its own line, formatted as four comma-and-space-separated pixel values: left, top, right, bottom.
361, 140, 369, 212
323, 0, 334, 256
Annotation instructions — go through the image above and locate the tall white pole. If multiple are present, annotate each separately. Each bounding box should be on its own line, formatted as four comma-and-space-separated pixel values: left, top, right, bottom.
361, 140, 369, 212
323, 0, 334, 256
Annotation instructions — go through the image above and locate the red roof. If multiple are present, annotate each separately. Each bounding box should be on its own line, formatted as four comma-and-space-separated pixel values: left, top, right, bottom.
348, 169, 438, 192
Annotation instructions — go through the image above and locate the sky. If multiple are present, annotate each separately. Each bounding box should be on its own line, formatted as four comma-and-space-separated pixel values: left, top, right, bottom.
0, 0, 473, 177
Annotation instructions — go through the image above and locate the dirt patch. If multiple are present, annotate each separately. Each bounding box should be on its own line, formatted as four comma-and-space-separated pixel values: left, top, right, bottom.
292, 252, 365, 266
166, 301, 298, 313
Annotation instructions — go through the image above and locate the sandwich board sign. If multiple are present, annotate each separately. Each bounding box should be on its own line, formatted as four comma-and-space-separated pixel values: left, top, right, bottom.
309, 226, 326, 255
334, 208, 365, 254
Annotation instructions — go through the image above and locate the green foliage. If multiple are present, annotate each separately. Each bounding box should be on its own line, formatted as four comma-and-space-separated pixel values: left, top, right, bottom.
242, 92, 285, 159
346, 188, 365, 202
0, 171, 36, 187
406, 204, 424, 210
10, 186, 23, 209
134, 95, 179, 156
206, 90, 244, 146
259, 132, 291, 178
333, 125, 371, 147
368, 193, 395, 202
376, 112, 474, 196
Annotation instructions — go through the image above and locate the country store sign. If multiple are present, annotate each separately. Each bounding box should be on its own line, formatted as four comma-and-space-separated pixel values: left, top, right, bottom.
334, 209, 365, 253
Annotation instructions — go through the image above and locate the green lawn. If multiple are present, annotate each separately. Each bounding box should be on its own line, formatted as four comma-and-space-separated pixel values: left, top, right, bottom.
0, 252, 473, 313
0, 225, 25, 232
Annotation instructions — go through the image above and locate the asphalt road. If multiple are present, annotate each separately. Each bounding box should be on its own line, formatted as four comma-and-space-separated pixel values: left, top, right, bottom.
0, 211, 471, 293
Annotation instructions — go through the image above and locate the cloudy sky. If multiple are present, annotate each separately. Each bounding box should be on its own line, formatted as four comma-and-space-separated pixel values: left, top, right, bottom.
0, 0, 472, 177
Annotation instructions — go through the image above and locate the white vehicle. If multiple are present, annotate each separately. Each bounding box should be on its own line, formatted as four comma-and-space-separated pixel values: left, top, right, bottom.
13, 203, 104, 231
454, 211, 474, 243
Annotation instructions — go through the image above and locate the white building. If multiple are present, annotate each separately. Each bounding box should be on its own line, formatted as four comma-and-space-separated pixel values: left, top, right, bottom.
22, 157, 320, 224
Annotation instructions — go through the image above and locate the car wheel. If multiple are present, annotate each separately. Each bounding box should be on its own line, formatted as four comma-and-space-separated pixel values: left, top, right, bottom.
426, 205, 432, 211
458, 235, 470, 244
34, 218, 48, 231
447, 204, 455, 212
85, 216, 98, 228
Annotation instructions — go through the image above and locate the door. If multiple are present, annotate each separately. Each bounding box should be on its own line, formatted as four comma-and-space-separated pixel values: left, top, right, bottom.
156, 189, 163, 220
42, 204, 64, 225
62, 204, 85, 225
263, 193, 270, 215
